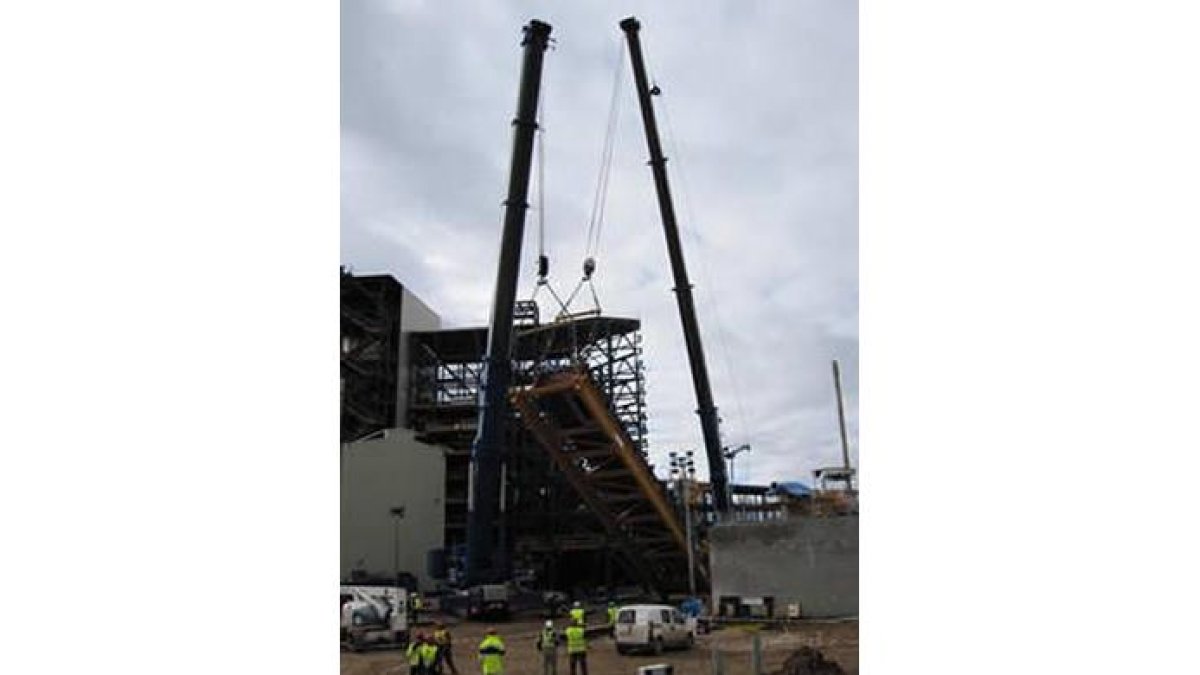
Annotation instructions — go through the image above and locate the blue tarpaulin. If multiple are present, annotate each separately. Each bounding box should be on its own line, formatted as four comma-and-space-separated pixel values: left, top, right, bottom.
772, 481, 812, 497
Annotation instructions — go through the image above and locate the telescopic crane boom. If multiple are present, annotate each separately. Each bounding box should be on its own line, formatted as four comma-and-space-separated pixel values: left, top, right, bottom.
619, 16, 731, 512
464, 19, 553, 585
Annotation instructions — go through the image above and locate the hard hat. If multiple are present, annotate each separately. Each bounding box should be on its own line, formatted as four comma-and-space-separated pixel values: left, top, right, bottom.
573, 601, 581, 607
545, 620, 554, 628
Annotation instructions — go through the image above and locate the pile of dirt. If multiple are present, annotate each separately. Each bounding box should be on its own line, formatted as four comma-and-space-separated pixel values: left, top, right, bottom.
773, 646, 845, 675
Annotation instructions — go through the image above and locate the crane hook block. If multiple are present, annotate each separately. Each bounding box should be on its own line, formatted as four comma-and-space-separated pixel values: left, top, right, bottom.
582, 257, 596, 279
537, 254, 549, 279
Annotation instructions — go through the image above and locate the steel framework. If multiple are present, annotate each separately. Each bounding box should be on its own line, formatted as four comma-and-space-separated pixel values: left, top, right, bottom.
341, 270, 405, 443
513, 370, 706, 592
407, 315, 657, 591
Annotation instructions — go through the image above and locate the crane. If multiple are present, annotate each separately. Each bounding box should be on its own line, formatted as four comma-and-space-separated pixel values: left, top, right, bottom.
619, 16, 731, 512
464, 19, 554, 586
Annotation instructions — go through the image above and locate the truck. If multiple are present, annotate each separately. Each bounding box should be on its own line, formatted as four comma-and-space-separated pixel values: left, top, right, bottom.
466, 583, 512, 618
340, 585, 409, 651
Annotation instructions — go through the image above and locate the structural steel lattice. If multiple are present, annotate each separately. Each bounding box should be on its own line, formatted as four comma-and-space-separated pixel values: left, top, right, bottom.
407, 315, 664, 591
513, 370, 707, 592
341, 271, 404, 443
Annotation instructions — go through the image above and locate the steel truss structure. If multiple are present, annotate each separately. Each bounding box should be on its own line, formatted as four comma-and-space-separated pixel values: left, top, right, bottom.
513, 370, 705, 592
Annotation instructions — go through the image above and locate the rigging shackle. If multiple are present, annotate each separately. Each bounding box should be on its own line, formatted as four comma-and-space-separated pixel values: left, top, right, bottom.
582, 257, 597, 280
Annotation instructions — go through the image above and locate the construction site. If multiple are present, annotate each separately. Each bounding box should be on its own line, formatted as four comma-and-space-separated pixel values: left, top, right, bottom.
342, 14, 857, 675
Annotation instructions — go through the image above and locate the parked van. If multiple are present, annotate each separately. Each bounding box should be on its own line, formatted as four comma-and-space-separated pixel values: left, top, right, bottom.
613, 604, 695, 655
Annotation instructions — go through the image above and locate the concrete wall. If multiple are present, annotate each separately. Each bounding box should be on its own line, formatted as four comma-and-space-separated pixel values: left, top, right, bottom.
709, 515, 858, 618
396, 286, 441, 427
341, 428, 446, 590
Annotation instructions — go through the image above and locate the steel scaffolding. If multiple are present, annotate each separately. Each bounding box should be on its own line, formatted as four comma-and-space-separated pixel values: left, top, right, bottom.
407, 315, 655, 591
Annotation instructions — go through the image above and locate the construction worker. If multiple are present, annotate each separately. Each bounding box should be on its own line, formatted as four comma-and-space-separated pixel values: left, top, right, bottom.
433, 621, 459, 675
419, 634, 440, 675
411, 592, 424, 624
606, 602, 617, 637
536, 620, 559, 675
477, 627, 506, 675
407, 633, 428, 675
565, 620, 588, 675
569, 601, 584, 626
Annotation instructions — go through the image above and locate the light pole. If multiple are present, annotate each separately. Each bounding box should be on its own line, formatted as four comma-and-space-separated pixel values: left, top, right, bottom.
389, 506, 406, 593
722, 444, 751, 486
669, 451, 698, 597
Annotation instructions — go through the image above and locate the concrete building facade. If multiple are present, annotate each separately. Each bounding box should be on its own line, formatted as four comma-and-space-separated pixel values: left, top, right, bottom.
709, 515, 858, 619
340, 428, 447, 590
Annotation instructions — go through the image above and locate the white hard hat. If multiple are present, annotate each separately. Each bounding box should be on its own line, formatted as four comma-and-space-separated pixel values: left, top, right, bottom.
545, 620, 553, 628
573, 601, 581, 607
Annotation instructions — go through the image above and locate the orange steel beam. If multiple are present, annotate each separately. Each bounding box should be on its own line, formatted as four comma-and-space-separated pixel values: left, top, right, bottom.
570, 375, 689, 553
510, 389, 663, 591
517, 371, 709, 586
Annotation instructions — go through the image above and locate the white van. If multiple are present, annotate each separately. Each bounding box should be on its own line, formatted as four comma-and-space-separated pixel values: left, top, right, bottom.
613, 604, 695, 655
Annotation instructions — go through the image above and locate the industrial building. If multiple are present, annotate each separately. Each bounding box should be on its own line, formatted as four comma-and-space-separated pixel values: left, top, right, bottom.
341, 269, 684, 593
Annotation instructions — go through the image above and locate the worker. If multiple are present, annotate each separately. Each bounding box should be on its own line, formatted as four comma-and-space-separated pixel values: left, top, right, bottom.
565, 620, 588, 675
569, 601, 584, 626
433, 621, 459, 675
535, 620, 559, 675
477, 627, 506, 675
606, 602, 617, 636
407, 633, 428, 675
411, 592, 424, 624
419, 634, 440, 675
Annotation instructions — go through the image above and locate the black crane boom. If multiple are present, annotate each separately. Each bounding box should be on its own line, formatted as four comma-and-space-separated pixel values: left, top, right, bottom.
619, 16, 730, 512
464, 19, 553, 585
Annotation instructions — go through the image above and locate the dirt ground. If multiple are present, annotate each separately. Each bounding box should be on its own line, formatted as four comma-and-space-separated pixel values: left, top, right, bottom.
341, 614, 858, 675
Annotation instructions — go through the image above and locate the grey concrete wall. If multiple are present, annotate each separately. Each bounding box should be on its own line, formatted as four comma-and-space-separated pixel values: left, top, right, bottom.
709, 515, 858, 618
341, 428, 446, 590
396, 286, 441, 428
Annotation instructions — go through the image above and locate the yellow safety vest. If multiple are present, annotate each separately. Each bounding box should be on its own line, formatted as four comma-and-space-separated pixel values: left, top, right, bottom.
539, 628, 557, 651
607, 607, 617, 624
565, 625, 586, 654
419, 642, 439, 667
434, 629, 452, 646
407, 642, 422, 666
478, 635, 506, 675
569, 608, 584, 625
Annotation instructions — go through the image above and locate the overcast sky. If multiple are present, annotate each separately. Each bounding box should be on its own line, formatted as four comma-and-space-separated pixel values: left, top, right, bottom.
341, 0, 857, 488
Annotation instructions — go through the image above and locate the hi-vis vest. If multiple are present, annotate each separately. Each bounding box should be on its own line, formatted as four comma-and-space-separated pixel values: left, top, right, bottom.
478, 635, 506, 675
407, 642, 422, 666
419, 642, 439, 667
565, 625, 587, 654
539, 628, 557, 652
569, 607, 585, 625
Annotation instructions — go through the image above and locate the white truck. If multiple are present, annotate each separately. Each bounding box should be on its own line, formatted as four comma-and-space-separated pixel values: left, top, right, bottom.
340, 585, 409, 651
613, 604, 696, 655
